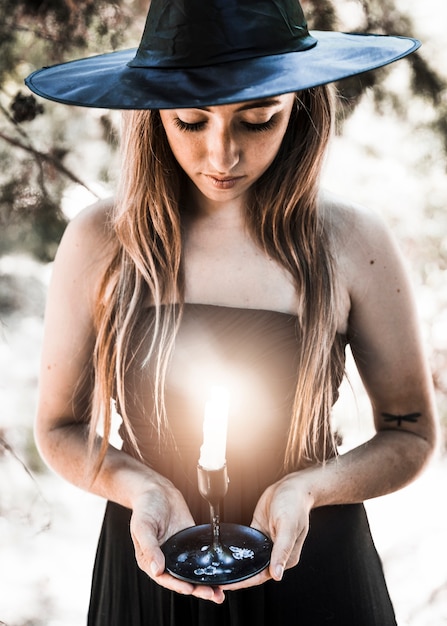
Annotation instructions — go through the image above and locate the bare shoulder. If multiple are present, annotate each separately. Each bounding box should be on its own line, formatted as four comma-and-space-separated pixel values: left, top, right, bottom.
47, 197, 117, 320
55, 197, 116, 275
320, 190, 402, 291
320, 190, 390, 250
61, 196, 115, 250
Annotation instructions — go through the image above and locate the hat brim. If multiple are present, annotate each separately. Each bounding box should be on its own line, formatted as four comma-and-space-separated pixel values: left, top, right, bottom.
25, 31, 420, 110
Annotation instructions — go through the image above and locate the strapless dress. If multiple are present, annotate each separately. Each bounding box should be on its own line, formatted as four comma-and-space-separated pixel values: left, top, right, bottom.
88, 305, 396, 625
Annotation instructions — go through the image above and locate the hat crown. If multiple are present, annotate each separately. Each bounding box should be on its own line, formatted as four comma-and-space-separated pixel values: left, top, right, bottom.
129, 0, 316, 69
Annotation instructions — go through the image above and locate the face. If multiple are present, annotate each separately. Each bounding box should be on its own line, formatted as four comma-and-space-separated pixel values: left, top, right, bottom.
159, 94, 296, 211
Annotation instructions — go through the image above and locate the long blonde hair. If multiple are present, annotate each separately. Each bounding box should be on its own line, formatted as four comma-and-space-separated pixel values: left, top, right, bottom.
89, 87, 343, 474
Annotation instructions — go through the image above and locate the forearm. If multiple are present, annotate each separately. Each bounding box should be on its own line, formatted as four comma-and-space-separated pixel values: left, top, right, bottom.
35, 422, 177, 510
35, 421, 225, 602
301, 429, 435, 509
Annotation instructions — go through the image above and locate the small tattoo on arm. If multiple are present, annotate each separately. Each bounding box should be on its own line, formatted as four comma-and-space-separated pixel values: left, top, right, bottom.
381, 412, 421, 426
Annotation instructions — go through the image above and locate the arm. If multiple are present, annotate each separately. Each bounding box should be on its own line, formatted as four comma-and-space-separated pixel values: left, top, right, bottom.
303, 203, 438, 504
35, 201, 224, 603
225, 203, 438, 589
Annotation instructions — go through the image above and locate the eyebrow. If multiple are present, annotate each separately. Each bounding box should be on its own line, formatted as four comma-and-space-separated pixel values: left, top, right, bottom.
198, 98, 282, 112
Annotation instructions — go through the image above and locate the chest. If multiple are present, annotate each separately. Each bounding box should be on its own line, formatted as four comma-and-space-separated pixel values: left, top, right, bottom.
183, 226, 299, 314
182, 227, 350, 334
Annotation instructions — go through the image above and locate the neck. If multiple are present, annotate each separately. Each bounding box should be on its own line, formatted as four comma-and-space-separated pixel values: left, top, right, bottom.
187, 183, 247, 226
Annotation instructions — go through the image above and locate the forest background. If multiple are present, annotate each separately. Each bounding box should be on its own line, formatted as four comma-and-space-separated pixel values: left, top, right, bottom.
0, 0, 446, 624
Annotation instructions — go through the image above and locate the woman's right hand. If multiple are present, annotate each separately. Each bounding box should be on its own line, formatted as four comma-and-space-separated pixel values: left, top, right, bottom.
129, 482, 226, 604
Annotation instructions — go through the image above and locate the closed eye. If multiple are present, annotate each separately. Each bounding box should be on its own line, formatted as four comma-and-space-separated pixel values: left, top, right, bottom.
174, 118, 206, 132
173, 117, 278, 133
242, 118, 277, 132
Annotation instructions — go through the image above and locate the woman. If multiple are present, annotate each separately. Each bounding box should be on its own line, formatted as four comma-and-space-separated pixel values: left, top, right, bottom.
27, 1, 438, 624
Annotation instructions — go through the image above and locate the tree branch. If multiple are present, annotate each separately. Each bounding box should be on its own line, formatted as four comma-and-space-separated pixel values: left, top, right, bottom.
0, 130, 100, 198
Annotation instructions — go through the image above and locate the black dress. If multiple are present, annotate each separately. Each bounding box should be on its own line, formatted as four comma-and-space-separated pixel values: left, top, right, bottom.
88, 305, 397, 625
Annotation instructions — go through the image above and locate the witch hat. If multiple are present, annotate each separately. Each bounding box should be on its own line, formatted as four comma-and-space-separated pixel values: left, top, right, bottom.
25, 0, 420, 109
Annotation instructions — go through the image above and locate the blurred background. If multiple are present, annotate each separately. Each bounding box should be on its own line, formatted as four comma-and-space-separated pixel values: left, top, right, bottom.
0, 0, 446, 624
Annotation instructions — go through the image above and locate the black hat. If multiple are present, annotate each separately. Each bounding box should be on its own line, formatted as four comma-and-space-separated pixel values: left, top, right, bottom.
25, 0, 420, 110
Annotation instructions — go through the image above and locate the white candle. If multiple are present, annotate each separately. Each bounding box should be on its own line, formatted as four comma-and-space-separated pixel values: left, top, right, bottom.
199, 385, 229, 470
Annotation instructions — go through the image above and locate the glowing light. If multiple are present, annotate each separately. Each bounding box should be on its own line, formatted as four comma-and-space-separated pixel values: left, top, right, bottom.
199, 386, 229, 470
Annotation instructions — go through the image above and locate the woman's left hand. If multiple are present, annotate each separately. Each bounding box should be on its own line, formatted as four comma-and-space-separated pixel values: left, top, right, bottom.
222, 472, 313, 590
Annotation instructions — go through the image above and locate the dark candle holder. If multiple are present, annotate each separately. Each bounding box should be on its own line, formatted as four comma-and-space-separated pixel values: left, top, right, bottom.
161, 464, 272, 585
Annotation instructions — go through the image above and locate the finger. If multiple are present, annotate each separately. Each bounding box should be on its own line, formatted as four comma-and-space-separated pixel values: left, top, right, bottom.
135, 536, 225, 603
150, 572, 225, 603
269, 522, 293, 581
269, 522, 306, 581
132, 525, 166, 579
221, 568, 271, 592
152, 571, 196, 595
191, 584, 226, 604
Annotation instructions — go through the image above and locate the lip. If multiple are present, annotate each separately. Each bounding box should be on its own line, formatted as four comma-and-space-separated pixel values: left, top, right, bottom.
204, 174, 244, 189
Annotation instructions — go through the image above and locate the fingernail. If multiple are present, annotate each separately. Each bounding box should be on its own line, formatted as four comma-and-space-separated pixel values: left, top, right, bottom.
150, 561, 159, 577
198, 590, 213, 602
275, 565, 284, 580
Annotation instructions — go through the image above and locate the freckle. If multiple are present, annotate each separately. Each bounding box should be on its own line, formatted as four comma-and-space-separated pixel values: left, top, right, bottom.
47, 365, 52, 370
397, 289, 401, 293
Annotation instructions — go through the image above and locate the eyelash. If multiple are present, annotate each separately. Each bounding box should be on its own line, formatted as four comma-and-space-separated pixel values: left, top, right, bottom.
173, 118, 277, 133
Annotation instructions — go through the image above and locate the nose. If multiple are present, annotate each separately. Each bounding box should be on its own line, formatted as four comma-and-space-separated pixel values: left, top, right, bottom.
207, 123, 240, 173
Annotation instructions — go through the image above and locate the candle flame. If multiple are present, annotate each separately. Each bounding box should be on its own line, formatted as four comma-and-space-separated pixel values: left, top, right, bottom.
199, 385, 229, 470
